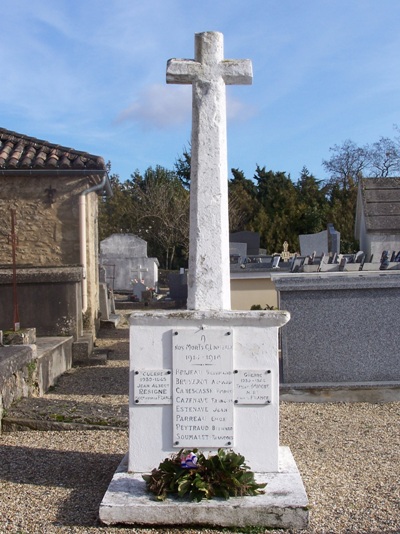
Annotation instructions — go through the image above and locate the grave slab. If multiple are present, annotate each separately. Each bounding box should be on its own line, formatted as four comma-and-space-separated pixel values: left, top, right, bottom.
99, 446, 309, 529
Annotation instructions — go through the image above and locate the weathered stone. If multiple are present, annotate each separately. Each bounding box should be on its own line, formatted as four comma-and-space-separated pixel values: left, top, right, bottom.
99, 447, 309, 529
167, 31, 252, 310
3, 328, 36, 345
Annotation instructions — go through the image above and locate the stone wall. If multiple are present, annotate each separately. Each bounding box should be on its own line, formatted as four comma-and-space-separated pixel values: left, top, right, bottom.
0, 174, 100, 333
0, 175, 86, 265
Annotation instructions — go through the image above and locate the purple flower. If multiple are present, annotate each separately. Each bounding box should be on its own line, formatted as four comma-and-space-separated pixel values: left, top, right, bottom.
181, 452, 198, 469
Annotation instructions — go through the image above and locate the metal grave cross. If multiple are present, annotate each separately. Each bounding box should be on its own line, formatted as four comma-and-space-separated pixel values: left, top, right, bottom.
167, 31, 252, 311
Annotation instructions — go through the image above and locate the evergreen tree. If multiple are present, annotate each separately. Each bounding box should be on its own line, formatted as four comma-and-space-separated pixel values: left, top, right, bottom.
254, 166, 299, 253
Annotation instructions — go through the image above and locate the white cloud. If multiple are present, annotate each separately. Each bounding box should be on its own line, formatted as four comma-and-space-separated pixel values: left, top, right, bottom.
115, 83, 256, 130
115, 84, 191, 129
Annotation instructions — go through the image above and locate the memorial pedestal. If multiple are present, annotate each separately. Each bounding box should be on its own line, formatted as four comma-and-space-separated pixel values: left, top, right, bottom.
99, 310, 309, 529
99, 446, 309, 529
128, 310, 289, 473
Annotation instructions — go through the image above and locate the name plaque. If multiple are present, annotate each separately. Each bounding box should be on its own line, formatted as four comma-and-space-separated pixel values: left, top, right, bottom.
172, 327, 234, 448
234, 369, 272, 404
133, 369, 172, 404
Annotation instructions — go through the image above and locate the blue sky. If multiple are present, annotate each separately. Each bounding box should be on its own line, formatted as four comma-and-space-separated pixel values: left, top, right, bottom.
1, 1, 400, 183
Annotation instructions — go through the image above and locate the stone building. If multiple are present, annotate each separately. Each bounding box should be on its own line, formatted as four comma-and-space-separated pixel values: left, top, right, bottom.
0, 127, 112, 353
355, 177, 400, 260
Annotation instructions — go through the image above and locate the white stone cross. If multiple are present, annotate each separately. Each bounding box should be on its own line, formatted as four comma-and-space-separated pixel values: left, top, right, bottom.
167, 31, 252, 310
132, 264, 148, 284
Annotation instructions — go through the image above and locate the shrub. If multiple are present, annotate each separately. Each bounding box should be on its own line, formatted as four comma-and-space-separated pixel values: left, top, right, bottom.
143, 448, 266, 502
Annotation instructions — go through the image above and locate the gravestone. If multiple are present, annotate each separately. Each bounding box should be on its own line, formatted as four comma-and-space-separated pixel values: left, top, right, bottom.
230, 231, 260, 255
299, 223, 340, 257
327, 223, 340, 255
100, 31, 307, 530
167, 271, 188, 302
229, 241, 247, 263
131, 280, 147, 301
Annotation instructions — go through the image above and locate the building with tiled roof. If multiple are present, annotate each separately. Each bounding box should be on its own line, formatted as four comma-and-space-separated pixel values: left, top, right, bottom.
355, 177, 400, 260
0, 127, 112, 354
0, 127, 107, 172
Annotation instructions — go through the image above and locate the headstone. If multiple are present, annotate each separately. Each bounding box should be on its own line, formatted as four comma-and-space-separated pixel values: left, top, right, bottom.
272, 255, 281, 269
299, 224, 340, 257
167, 271, 188, 302
100, 31, 307, 530
99, 265, 107, 284
327, 223, 340, 255
99, 282, 110, 320
132, 281, 147, 301
230, 231, 260, 256
291, 255, 306, 272
299, 229, 328, 256
229, 242, 247, 263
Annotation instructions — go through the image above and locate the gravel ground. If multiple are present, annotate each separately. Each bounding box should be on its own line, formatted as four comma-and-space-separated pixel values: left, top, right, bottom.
0, 318, 399, 533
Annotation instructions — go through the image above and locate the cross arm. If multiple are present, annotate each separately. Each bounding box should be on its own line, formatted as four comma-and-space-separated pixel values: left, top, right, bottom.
221, 59, 253, 85
166, 59, 201, 84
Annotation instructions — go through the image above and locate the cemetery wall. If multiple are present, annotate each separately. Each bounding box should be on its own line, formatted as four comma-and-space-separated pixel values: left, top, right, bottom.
273, 272, 400, 384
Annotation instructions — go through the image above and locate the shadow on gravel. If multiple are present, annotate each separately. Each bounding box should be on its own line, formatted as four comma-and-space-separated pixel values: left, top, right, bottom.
50, 366, 129, 396
0, 443, 125, 527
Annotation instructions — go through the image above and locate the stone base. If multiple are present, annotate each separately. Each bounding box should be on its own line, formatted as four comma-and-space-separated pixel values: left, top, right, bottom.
72, 334, 94, 364
3, 328, 36, 345
280, 381, 400, 403
99, 446, 309, 529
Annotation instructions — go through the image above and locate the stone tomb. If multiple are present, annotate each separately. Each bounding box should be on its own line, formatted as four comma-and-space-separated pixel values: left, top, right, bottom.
99, 233, 158, 292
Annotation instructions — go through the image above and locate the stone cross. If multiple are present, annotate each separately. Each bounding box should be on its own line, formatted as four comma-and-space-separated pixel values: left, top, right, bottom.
167, 31, 252, 311
132, 264, 148, 284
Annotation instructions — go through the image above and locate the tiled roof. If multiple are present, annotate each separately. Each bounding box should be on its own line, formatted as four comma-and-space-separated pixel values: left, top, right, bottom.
360, 177, 400, 232
0, 127, 106, 171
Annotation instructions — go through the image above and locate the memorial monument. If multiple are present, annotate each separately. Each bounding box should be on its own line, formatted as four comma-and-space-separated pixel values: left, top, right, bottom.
100, 31, 308, 529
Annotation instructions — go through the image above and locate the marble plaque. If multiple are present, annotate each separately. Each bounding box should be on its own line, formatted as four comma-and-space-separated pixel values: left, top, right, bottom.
133, 369, 172, 404
172, 327, 234, 448
234, 369, 272, 404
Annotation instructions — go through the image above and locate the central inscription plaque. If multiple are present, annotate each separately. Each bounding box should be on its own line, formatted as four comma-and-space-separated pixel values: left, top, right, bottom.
172, 327, 234, 448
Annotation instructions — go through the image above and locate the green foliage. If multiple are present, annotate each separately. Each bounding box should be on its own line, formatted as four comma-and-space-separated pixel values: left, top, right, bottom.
143, 448, 266, 502
101, 129, 400, 263
254, 166, 300, 252
99, 164, 189, 269
250, 304, 276, 310
174, 145, 191, 188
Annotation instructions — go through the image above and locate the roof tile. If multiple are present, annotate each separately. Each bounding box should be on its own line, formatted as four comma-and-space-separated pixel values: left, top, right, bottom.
0, 127, 106, 171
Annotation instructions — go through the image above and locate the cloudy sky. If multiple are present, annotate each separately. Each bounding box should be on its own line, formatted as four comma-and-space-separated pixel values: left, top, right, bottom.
1, 1, 400, 183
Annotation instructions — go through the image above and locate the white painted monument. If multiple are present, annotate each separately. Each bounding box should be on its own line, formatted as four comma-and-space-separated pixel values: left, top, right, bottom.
100, 31, 308, 529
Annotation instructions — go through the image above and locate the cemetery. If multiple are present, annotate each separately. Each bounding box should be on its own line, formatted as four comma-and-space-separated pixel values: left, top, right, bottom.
0, 29, 399, 533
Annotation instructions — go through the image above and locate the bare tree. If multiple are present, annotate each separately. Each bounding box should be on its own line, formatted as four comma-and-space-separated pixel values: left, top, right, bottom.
367, 136, 400, 177
322, 140, 369, 189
